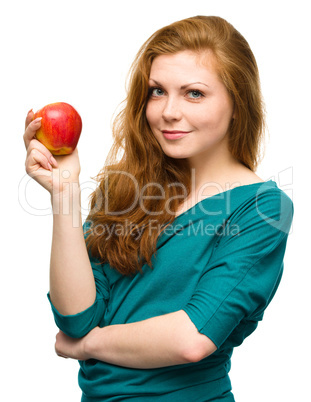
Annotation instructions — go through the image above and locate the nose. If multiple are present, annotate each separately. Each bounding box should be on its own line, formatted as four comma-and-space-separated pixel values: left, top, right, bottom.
162, 96, 182, 121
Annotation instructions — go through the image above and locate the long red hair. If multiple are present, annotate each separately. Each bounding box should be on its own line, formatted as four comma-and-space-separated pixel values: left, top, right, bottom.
85, 15, 266, 275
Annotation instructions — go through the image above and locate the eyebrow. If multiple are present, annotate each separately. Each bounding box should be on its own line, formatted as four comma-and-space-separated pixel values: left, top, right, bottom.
149, 79, 209, 89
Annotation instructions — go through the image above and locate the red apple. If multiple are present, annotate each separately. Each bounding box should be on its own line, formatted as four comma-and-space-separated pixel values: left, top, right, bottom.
33, 102, 82, 155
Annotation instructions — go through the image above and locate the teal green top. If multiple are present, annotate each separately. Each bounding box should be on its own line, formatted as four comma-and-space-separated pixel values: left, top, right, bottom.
47, 180, 294, 401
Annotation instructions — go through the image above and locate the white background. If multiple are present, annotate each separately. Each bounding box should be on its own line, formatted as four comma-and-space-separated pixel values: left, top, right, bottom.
0, 0, 309, 401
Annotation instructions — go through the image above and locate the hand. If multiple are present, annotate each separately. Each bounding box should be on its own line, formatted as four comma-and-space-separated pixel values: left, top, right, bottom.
55, 330, 90, 361
24, 109, 81, 196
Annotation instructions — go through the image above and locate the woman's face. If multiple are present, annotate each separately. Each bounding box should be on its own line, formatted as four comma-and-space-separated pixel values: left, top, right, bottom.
146, 50, 235, 163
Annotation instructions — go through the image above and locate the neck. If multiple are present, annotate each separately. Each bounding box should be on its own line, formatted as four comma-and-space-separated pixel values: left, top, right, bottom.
187, 146, 246, 197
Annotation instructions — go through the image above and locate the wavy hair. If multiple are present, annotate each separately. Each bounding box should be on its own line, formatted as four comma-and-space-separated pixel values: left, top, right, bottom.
85, 15, 266, 275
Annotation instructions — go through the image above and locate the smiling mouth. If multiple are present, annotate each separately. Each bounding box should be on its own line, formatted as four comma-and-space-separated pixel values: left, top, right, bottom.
161, 130, 191, 140
162, 130, 190, 134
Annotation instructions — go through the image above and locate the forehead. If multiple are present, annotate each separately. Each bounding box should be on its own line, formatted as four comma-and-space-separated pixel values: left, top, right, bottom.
149, 50, 219, 81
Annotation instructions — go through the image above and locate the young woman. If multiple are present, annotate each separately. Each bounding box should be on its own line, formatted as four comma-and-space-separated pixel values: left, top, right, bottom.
24, 16, 293, 402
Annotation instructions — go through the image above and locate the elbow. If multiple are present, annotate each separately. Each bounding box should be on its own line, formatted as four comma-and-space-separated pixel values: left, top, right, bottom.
57, 326, 90, 339
48, 293, 106, 339
182, 335, 217, 363
69, 330, 89, 339
53, 316, 99, 339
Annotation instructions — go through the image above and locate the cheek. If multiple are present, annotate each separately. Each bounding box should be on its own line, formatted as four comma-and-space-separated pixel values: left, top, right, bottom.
199, 100, 233, 130
145, 102, 157, 127
145, 102, 162, 143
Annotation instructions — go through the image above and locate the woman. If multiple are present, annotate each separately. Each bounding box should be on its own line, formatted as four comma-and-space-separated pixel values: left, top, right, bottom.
24, 16, 293, 402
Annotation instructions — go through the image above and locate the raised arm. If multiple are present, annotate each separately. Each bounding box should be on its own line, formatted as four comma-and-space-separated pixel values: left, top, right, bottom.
24, 109, 96, 314
49, 185, 96, 315
24, 110, 107, 337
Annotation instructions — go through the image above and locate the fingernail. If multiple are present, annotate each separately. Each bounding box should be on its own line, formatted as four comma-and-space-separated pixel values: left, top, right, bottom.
28, 108, 33, 114
48, 163, 53, 171
34, 117, 42, 123
50, 156, 58, 167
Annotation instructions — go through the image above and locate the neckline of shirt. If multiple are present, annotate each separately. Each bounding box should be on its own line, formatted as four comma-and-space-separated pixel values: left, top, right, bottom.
173, 180, 277, 221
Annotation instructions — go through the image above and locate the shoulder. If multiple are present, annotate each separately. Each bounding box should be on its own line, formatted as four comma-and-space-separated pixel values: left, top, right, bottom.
213, 181, 293, 260
232, 180, 294, 238
231, 168, 293, 214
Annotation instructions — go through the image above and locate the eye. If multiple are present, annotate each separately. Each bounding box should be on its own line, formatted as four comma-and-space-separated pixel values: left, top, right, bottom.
149, 87, 165, 97
187, 90, 204, 99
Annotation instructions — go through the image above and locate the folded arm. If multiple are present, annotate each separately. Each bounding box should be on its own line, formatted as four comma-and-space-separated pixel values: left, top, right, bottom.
55, 310, 217, 368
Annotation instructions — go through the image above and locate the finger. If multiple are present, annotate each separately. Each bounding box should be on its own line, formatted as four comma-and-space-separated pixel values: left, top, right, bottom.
27, 138, 58, 168
26, 148, 53, 174
23, 116, 43, 150
55, 348, 69, 359
25, 108, 34, 130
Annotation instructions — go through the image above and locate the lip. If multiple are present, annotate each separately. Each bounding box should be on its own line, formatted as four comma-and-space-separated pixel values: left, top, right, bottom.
162, 130, 191, 140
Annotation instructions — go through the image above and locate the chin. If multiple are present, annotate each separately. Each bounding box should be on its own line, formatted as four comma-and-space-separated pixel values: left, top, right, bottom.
161, 148, 191, 159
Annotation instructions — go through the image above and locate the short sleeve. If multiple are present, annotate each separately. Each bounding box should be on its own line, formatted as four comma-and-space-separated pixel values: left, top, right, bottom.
47, 220, 110, 338
183, 188, 294, 349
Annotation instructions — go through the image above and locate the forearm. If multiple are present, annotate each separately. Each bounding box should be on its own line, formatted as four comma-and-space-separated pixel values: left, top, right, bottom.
84, 310, 216, 369
49, 183, 96, 315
